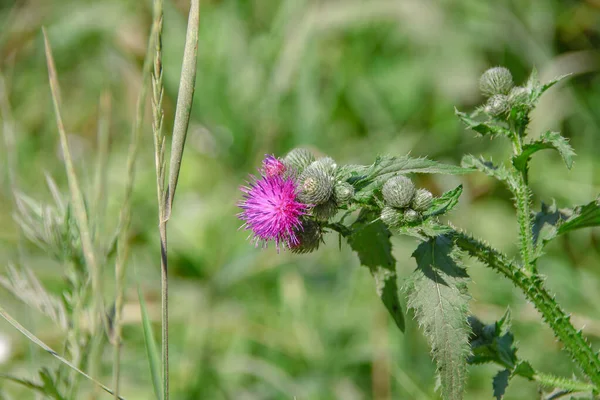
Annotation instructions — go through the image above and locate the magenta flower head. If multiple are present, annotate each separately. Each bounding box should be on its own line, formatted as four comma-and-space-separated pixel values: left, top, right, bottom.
238, 160, 309, 250
261, 154, 286, 177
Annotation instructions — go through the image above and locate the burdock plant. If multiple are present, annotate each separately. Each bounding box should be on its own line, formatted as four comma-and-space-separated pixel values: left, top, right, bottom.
238, 68, 600, 399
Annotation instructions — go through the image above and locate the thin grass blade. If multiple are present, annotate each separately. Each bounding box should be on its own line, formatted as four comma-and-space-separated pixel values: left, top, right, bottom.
138, 287, 163, 400
165, 0, 200, 216
0, 306, 125, 399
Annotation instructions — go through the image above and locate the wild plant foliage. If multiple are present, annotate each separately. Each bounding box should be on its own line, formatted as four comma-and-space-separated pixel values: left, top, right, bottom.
237, 67, 600, 399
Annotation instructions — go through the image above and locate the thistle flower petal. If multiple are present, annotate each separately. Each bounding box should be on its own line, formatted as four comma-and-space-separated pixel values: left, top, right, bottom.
238, 167, 308, 250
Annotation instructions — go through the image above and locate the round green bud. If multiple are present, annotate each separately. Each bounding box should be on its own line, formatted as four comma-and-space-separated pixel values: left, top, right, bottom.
381, 206, 403, 228
508, 86, 530, 107
311, 199, 338, 221
382, 175, 415, 208
283, 148, 316, 175
411, 189, 433, 211
333, 182, 354, 204
317, 157, 337, 174
403, 208, 420, 224
290, 219, 323, 254
484, 94, 510, 117
479, 67, 513, 97
297, 165, 334, 205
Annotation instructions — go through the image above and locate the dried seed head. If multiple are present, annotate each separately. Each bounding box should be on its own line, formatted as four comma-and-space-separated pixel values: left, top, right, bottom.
484, 94, 510, 117
479, 67, 513, 97
382, 175, 415, 208
283, 148, 316, 175
297, 163, 334, 205
290, 219, 323, 254
381, 206, 403, 228
403, 208, 420, 223
412, 189, 433, 211
333, 182, 354, 204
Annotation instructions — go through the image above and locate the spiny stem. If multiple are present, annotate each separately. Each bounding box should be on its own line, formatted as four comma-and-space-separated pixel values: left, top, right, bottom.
450, 230, 600, 388
509, 129, 536, 273
534, 372, 595, 393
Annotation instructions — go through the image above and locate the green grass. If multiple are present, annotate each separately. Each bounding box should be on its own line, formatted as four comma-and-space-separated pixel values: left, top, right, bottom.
1, 0, 600, 399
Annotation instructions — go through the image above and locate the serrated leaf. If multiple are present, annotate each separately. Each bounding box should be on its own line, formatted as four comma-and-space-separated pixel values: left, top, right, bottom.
533, 198, 600, 257
512, 131, 575, 174
493, 369, 511, 400
348, 211, 404, 331
467, 310, 517, 369
455, 109, 510, 137
350, 155, 471, 203
406, 236, 471, 400
557, 197, 600, 234
532, 201, 570, 257
461, 155, 515, 188
423, 185, 463, 218
513, 361, 535, 380
138, 287, 163, 400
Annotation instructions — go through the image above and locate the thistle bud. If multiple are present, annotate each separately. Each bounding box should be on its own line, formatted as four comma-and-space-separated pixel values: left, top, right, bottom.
333, 182, 354, 204
484, 94, 510, 117
317, 157, 337, 174
297, 164, 334, 205
508, 86, 530, 107
311, 199, 338, 221
381, 206, 403, 228
283, 148, 316, 175
411, 189, 433, 211
382, 175, 415, 208
290, 219, 323, 254
479, 67, 513, 97
403, 209, 420, 224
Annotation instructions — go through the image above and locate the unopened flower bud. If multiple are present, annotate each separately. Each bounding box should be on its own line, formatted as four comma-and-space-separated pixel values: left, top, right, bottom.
479, 67, 513, 97
297, 165, 334, 205
508, 86, 530, 107
311, 199, 338, 221
317, 157, 337, 174
290, 219, 323, 254
484, 94, 510, 117
283, 148, 316, 175
411, 189, 433, 211
333, 182, 354, 204
403, 209, 420, 223
382, 175, 415, 208
381, 206, 403, 228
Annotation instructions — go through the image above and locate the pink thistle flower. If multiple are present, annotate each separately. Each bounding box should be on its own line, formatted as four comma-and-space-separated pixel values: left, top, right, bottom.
261, 154, 286, 177
238, 172, 308, 250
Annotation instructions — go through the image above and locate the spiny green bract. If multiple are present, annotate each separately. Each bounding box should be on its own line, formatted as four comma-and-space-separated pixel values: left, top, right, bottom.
333, 181, 354, 204
412, 189, 433, 211
296, 163, 334, 205
283, 148, 315, 175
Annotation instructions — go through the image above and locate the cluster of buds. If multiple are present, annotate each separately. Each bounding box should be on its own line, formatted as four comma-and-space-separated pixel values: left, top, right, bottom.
284, 148, 355, 222
479, 67, 532, 118
379, 175, 433, 229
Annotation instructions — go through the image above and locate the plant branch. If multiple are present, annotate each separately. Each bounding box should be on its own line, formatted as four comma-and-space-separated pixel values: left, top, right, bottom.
449, 229, 600, 388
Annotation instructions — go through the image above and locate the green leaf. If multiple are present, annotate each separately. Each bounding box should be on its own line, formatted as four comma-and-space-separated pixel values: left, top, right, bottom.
455, 108, 510, 137
558, 197, 600, 234
513, 361, 535, 380
512, 131, 575, 173
532, 198, 600, 257
406, 236, 471, 399
492, 369, 511, 400
350, 155, 470, 204
461, 155, 515, 188
528, 71, 571, 103
423, 185, 463, 218
347, 211, 404, 332
138, 286, 163, 400
468, 310, 517, 369
38, 368, 66, 400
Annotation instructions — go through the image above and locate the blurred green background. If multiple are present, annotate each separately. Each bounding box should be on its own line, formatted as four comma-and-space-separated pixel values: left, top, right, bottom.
1, 0, 600, 399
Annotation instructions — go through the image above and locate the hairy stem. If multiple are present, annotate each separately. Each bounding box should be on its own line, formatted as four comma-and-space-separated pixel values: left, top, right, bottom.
535, 372, 595, 393
509, 130, 537, 273
449, 230, 600, 388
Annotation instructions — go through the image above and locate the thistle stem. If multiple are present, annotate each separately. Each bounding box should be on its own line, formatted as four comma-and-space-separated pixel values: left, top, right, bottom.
449, 230, 600, 388
509, 130, 536, 273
